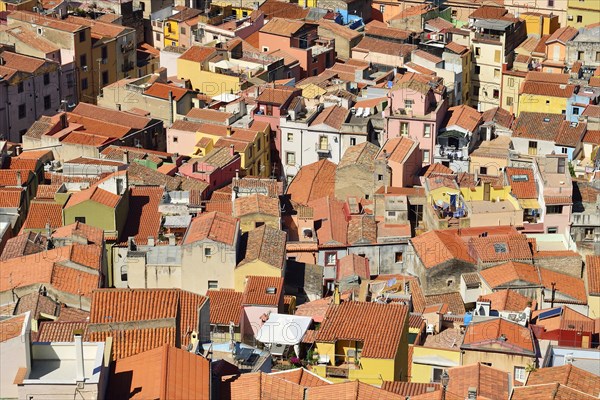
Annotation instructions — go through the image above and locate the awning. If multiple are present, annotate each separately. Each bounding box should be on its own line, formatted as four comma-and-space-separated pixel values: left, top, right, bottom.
519, 199, 541, 209
255, 314, 313, 346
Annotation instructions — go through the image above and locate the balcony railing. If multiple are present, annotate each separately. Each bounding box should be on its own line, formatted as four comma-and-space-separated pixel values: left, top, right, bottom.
474, 32, 502, 42
315, 142, 332, 154
326, 366, 349, 378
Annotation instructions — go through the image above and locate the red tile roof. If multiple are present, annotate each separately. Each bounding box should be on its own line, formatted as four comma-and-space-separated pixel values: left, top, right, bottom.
512, 382, 598, 400
119, 186, 163, 245
478, 289, 533, 311
89, 327, 177, 360
512, 112, 564, 142
587, 255, 600, 296
309, 196, 348, 246
382, 381, 440, 397
539, 267, 587, 303
505, 167, 537, 199
238, 225, 287, 269
445, 363, 510, 400
526, 364, 600, 397
286, 159, 336, 205
480, 261, 540, 288
546, 26, 579, 44
521, 81, 576, 98
206, 289, 243, 326
410, 230, 474, 269
0, 189, 22, 208
65, 186, 121, 209
444, 104, 482, 133
307, 381, 404, 400
109, 344, 210, 400
52, 222, 104, 245
37, 321, 89, 342
233, 194, 280, 218
178, 45, 217, 63
0, 313, 26, 342
143, 82, 191, 101
337, 254, 370, 281
315, 301, 408, 359
462, 318, 536, 355
242, 275, 283, 306
183, 211, 238, 246
221, 371, 306, 400
424, 292, 466, 315
0, 170, 33, 187
270, 368, 331, 387
21, 201, 63, 231
468, 234, 533, 263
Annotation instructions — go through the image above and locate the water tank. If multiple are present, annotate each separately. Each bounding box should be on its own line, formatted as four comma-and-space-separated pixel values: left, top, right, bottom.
464, 311, 473, 326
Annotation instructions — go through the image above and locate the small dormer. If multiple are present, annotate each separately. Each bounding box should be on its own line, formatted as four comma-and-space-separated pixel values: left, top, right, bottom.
474, 299, 491, 317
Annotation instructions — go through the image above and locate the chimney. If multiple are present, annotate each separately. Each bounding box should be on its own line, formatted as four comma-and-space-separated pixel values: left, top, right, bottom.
74, 330, 85, 382
147, 236, 155, 246
333, 284, 340, 305
229, 144, 235, 156
15, 146, 22, 156
235, 169, 239, 179
122, 150, 129, 164
467, 387, 477, 400
167, 233, 176, 246
0, 56, 4, 66
227, 126, 232, 137
15, 171, 21, 187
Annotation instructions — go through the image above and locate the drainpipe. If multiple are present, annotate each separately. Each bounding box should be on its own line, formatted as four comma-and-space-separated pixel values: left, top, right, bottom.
168, 91, 174, 126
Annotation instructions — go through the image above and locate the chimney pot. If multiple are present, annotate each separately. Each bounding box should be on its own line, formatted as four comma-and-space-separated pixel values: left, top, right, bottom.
229, 144, 235, 156
15, 170, 22, 186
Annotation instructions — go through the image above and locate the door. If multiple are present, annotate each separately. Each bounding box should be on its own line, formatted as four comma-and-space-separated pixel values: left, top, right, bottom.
484, 182, 491, 201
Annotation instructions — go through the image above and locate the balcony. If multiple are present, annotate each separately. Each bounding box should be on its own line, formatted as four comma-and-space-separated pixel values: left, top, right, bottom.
326, 365, 350, 378
315, 142, 332, 157
474, 32, 502, 43
435, 144, 469, 162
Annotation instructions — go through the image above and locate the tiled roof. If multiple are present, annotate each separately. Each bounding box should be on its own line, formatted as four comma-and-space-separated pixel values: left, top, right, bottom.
72, 103, 150, 130
539, 267, 587, 303
0, 188, 22, 208
6, 157, 40, 171
445, 41, 468, 55
478, 289, 533, 311
526, 364, 600, 396
315, 301, 408, 359
382, 381, 440, 397
390, 3, 431, 19
462, 318, 536, 355
526, 71, 570, 84
307, 381, 405, 400
421, 163, 454, 177
556, 120, 587, 147
410, 230, 474, 269
424, 292, 465, 315
378, 136, 417, 164
0, 170, 33, 187
512, 112, 564, 142
353, 36, 416, 56
413, 49, 443, 64
445, 363, 510, 400
109, 344, 210, 400
186, 108, 233, 123
468, 234, 533, 263
119, 186, 163, 245
481, 106, 514, 129
286, 159, 336, 205
582, 130, 600, 145
270, 368, 330, 387
479, 261, 540, 288
239, 225, 286, 269
260, 17, 309, 37
444, 105, 482, 133
256, 86, 298, 106
587, 255, 600, 296
65, 186, 121, 209
15, 292, 57, 319
512, 382, 598, 400
338, 142, 379, 169
89, 288, 207, 348
0, 314, 26, 342
505, 167, 537, 199
318, 20, 362, 41
183, 211, 238, 246
310, 105, 348, 130
126, 162, 208, 193
0, 232, 47, 261
206, 289, 243, 326
469, 5, 508, 20
233, 194, 280, 218
582, 104, 600, 118
21, 201, 63, 231
89, 327, 177, 360
521, 81, 576, 98
337, 254, 370, 281
309, 196, 348, 246
178, 45, 217, 63
143, 82, 191, 101
221, 371, 305, 400
242, 275, 283, 306
546, 26, 579, 44
347, 215, 377, 245
52, 222, 104, 245
37, 321, 89, 342
35, 184, 61, 199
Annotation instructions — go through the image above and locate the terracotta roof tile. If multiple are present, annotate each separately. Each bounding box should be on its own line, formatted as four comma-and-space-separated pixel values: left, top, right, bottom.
347, 215, 377, 245
72, 103, 150, 130
310, 105, 348, 130
521, 81, 576, 98
256, 86, 298, 106
526, 364, 600, 396
445, 363, 510, 400
143, 82, 190, 101
382, 381, 440, 397
462, 318, 536, 355
0, 314, 26, 342
478, 289, 533, 311
315, 301, 408, 359
6, 157, 40, 171
186, 108, 233, 123
505, 167, 537, 199
242, 275, 283, 306
468, 234, 533, 264
270, 368, 330, 387
206, 289, 243, 326
444, 104, 482, 133
15, 292, 57, 320
0, 232, 47, 261
378, 136, 417, 164
89, 327, 177, 360
353, 36, 416, 56
546, 26, 579, 44
65, 186, 121, 209
512, 382, 597, 400
338, 142, 379, 169
307, 381, 404, 400
286, 160, 336, 205
480, 261, 540, 288
178, 45, 217, 63
0, 170, 33, 187
512, 112, 564, 142
0, 188, 23, 208
237, 225, 285, 269
21, 201, 63, 231
410, 230, 474, 269
539, 267, 586, 303
35, 184, 61, 199
445, 41, 468, 55
183, 211, 238, 246
119, 186, 163, 245
424, 292, 465, 315
37, 321, 88, 342
309, 196, 348, 246
234, 194, 280, 218
259, 17, 310, 37
337, 254, 370, 281
587, 255, 600, 296
52, 222, 104, 245
413, 49, 443, 64
221, 371, 306, 400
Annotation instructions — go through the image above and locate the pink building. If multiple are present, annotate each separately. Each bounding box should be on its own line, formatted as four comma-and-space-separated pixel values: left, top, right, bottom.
166, 120, 203, 155
385, 75, 448, 166
258, 18, 335, 79
376, 136, 422, 188
179, 146, 241, 193
537, 155, 573, 236
241, 276, 284, 342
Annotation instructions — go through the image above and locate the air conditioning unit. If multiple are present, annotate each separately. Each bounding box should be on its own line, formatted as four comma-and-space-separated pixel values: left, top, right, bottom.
567, 15, 573, 21
426, 324, 435, 334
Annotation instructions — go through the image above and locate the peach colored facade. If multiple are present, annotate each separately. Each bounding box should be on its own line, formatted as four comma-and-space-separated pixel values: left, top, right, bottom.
166, 124, 200, 155
544, 42, 569, 73
386, 86, 448, 166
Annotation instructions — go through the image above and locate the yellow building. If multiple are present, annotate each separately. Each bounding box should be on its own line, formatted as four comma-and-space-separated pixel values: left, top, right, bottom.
501, 70, 527, 116
194, 122, 272, 177
567, 0, 600, 28
519, 12, 559, 36
517, 83, 574, 116
312, 301, 409, 385
587, 255, 600, 319
0, 0, 35, 12
164, 18, 180, 47
233, 194, 281, 233
411, 345, 462, 383
234, 225, 286, 291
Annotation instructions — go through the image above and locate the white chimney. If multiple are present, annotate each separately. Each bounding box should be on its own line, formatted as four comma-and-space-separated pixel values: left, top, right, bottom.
74, 330, 85, 382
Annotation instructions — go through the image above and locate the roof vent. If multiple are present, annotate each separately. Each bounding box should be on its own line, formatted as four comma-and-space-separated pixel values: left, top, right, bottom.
266, 287, 277, 294
543, 117, 551, 122
498, 333, 507, 341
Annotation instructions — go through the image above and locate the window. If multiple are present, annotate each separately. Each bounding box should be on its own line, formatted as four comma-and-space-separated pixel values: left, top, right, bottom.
287, 132, 293, 142
204, 247, 212, 257
561, 147, 568, 155
424, 124, 431, 138
17, 82, 24, 93
379, 4, 385, 13
493, 89, 500, 99
101, 46, 108, 60
155, 33, 160, 41
475, 47, 481, 57
508, 78, 515, 87
584, 228, 594, 240
18, 104, 26, 119
400, 122, 409, 135
395, 252, 403, 263
350, 137, 356, 146
514, 367, 526, 382
506, 96, 513, 106
596, 52, 600, 62
80, 54, 87, 67
121, 265, 128, 282
494, 50, 501, 63
180, 27, 186, 34
473, 86, 480, 97
255, 222, 264, 228
528, 140, 537, 155
547, 0, 554, 6
378, 174, 384, 181
312, 68, 318, 76
494, 68, 500, 78
578, 51, 584, 60
546, 205, 563, 214
480, 166, 487, 175
173, 136, 178, 143
81, 78, 88, 90
208, 280, 218, 290
286, 152, 296, 166
319, 135, 328, 151
242, 10, 248, 17
44, 95, 51, 110
432, 368, 444, 383
325, 252, 337, 266
573, 107, 580, 115
547, 227, 558, 234
404, 99, 414, 109
43, 73, 50, 85
423, 149, 430, 163
75, 217, 86, 223
577, 15, 582, 23
474, 65, 481, 74
79, 30, 85, 42
446, 278, 454, 287
102, 71, 109, 85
